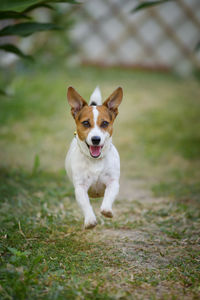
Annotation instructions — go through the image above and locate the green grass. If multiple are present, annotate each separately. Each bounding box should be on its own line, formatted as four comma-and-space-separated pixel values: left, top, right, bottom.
0, 168, 124, 299
0, 65, 200, 299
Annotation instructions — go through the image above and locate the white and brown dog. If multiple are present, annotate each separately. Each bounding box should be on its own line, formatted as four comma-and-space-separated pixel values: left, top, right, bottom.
65, 86, 123, 229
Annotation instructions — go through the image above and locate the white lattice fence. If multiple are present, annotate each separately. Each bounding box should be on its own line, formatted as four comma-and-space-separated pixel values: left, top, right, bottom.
69, 0, 200, 73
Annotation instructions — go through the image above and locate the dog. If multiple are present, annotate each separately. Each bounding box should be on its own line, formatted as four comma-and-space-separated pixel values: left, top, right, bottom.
65, 86, 123, 229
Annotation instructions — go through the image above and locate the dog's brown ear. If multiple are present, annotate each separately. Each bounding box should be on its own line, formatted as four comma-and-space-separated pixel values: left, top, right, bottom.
103, 87, 123, 118
67, 87, 88, 118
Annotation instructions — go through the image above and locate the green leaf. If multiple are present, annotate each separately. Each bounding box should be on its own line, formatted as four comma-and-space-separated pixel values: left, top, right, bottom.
58, 0, 79, 3
32, 154, 40, 175
0, 22, 60, 37
0, 0, 79, 12
0, 0, 40, 12
23, 3, 55, 13
7, 247, 30, 257
50, 0, 80, 4
132, 0, 172, 13
0, 44, 33, 60
0, 11, 30, 20
23, 1, 80, 13
32, 255, 43, 265
0, 88, 7, 96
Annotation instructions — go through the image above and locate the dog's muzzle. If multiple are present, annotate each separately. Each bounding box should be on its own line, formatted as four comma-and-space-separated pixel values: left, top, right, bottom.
86, 141, 103, 158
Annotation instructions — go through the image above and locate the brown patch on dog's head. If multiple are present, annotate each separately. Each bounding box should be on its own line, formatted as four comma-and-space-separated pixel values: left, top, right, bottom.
96, 106, 114, 136
76, 106, 94, 141
67, 87, 93, 141
96, 87, 123, 136
67, 86, 123, 140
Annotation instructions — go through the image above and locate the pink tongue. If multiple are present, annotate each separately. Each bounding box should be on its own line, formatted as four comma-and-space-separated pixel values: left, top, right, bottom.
89, 145, 101, 157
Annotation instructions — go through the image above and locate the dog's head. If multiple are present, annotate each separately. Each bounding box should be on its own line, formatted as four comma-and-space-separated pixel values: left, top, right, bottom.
67, 86, 123, 159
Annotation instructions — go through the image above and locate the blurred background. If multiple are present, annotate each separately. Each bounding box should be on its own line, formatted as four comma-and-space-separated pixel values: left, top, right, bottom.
1, 0, 200, 75
69, 0, 200, 74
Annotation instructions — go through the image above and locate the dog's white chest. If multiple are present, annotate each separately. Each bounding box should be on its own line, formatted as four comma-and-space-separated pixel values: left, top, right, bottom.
65, 137, 120, 193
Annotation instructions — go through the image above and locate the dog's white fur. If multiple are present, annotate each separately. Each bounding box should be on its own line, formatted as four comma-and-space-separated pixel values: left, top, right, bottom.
89, 86, 102, 106
65, 87, 122, 229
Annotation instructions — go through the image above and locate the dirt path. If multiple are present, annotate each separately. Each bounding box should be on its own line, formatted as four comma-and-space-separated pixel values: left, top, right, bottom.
86, 173, 198, 299
97, 174, 166, 244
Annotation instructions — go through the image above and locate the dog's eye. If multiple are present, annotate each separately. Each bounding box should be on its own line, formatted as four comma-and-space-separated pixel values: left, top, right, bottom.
101, 121, 109, 128
82, 120, 90, 128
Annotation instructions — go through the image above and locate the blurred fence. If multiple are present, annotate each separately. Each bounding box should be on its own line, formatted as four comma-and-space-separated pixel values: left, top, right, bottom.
69, 0, 200, 73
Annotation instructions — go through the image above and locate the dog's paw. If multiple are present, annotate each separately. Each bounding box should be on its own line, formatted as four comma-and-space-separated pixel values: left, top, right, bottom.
100, 208, 113, 218
84, 217, 97, 229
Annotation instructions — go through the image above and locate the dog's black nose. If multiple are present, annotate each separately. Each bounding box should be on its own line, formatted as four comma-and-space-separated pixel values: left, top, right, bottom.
91, 136, 101, 145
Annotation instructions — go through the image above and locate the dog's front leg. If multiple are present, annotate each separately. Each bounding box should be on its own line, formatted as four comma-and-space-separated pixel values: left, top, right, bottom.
75, 185, 97, 229
100, 180, 119, 218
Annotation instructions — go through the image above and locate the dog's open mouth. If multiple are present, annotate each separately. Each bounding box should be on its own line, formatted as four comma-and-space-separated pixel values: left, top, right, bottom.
89, 145, 102, 158
86, 142, 103, 158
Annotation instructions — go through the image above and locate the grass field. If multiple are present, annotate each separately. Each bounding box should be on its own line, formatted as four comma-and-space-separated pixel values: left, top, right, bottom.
0, 66, 200, 299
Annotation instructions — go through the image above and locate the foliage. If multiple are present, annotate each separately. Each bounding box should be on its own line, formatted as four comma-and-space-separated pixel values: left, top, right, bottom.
132, 0, 173, 13
0, 0, 78, 94
0, 44, 32, 60
0, 22, 60, 37
0, 0, 78, 12
0, 0, 78, 59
